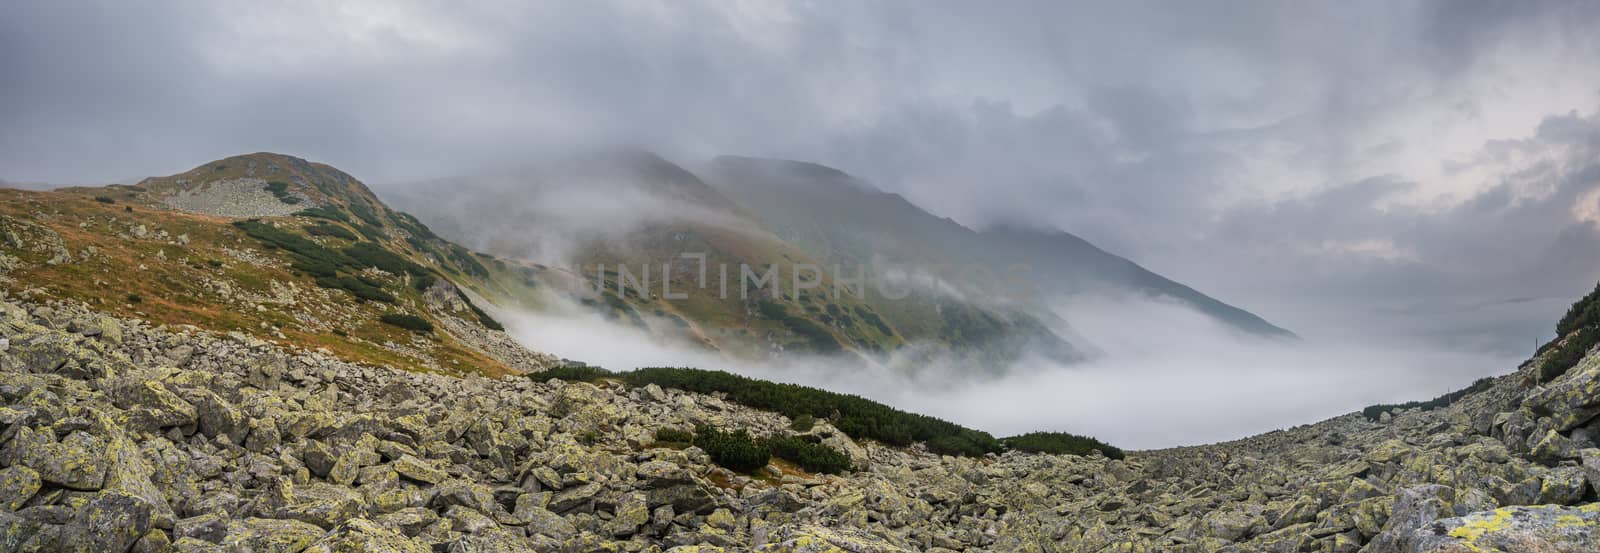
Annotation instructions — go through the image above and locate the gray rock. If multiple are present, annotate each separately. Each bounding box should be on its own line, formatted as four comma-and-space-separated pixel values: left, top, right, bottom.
59, 492, 154, 553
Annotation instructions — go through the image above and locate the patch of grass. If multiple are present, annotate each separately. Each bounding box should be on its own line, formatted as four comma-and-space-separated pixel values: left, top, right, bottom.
379, 313, 434, 333
1003, 432, 1125, 460
315, 276, 396, 303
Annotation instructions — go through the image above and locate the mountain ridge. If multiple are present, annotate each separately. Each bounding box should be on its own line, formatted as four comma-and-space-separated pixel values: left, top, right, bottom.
704, 155, 1296, 339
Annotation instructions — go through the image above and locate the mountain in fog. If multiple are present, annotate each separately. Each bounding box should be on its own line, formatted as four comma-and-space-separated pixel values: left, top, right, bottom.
703, 155, 1295, 340
384, 150, 1081, 371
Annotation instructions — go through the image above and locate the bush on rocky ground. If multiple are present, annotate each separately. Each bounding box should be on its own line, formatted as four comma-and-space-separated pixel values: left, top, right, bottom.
694, 425, 770, 473
1003, 432, 1125, 460
379, 313, 433, 332
762, 435, 851, 474
1361, 377, 1495, 421
654, 427, 695, 444
1538, 282, 1600, 382
523, 365, 1048, 458
304, 222, 358, 241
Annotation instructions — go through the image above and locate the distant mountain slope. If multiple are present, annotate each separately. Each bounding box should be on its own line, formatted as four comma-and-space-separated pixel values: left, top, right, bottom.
4, 152, 557, 375
703, 155, 1295, 339
384, 150, 1082, 369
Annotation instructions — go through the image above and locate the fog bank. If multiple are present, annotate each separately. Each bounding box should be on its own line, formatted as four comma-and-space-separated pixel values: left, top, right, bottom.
500, 294, 1520, 450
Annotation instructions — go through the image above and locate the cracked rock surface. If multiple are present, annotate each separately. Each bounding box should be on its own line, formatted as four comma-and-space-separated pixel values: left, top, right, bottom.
3, 295, 1600, 552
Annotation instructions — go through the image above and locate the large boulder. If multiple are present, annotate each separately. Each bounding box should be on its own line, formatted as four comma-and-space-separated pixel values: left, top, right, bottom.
58, 492, 153, 553
1526, 352, 1600, 431
1409, 505, 1600, 552
303, 518, 430, 553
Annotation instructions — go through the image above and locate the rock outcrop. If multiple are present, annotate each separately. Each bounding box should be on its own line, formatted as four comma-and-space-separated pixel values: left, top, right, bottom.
4, 295, 1600, 551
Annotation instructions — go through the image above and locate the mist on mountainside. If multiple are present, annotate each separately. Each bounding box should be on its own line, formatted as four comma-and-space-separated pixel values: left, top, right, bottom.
491, 272, 1519, 450
365, 149, 1556, 449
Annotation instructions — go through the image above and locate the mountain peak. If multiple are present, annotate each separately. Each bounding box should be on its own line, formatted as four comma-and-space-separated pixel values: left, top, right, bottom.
131, 152, 384, 220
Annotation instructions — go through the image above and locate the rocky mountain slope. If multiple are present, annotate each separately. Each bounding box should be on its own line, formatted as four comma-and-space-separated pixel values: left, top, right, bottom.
5, 284, 1600, 551
1, 153, 556, 376
703, 156, 1295, 340
385, 150, 1083, 370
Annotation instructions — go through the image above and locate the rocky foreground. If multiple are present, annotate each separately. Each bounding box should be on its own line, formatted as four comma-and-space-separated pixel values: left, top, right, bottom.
4, 297, 1600, 552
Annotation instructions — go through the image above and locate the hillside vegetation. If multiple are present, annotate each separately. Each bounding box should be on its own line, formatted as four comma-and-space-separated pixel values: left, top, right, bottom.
0, 153, 554, 376
1538, 281, 1600, 382
527, 365, 1121, 458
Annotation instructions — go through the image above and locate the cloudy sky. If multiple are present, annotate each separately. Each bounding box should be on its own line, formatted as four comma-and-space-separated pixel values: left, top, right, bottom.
3, 0, 1599, 357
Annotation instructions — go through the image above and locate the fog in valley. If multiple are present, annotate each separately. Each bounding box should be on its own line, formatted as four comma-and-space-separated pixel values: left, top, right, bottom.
492, 277, 1522, 450
6, 1, 1600, 450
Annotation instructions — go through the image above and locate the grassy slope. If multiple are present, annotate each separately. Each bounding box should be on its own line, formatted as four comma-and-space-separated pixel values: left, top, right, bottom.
567, 219, 907, 359
6, 153, 546, 376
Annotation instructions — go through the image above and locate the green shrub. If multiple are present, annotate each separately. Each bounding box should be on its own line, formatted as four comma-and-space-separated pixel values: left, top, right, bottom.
446, 245, 489, 277
1540, 328, 1599, 383
264, 181, 300, 204
344, 242, 427, 277
762, 435, 851, 474
411, 273, 437, 292
789, 414, 816, 432
312, 275, 395, 303
1536, 282, 1600, 382
654, 427, 694, 444
94, 196, 115, 204
462, 295, 504, 331
125, 293, 142, 304
1360, 377, 1494, 421
295, 206, 350, 223
389, 211, 441, 240
539, 366, 1008, 457
234, 220, 352, 274
526, 364, 613, 382
304, 223, 357, 241
353, 223, 386, 241
757, 300, 788, 319
1557, 282, 1600, 337
694, 426, 769, 473
379, 313, 434, 332
524, 366, 1123, 459
755, 300, 841, 352
1003, 432, 1125, 460
348, 200, 384, 227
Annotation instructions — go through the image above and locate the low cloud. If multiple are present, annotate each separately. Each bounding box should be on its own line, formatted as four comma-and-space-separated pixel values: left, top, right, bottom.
499, 293, 1518, 450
